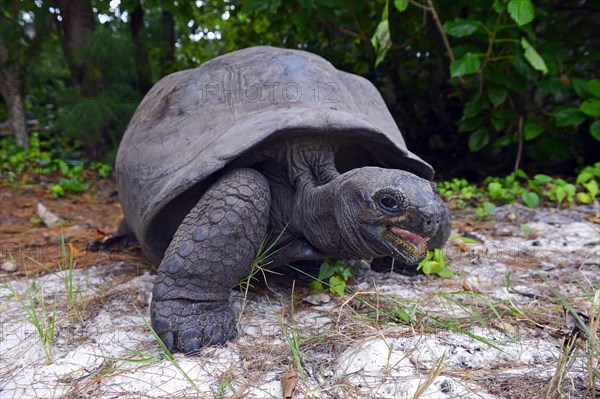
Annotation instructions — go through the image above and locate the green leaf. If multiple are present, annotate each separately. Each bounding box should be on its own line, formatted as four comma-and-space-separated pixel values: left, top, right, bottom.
59, 179, 90, 192
493, 0, 504, 13
491, 113, 507, 131
515, 169, 529, 179
524, 122, 544, 140
571, 77, 589, 98
488, 182, 504, 199
494, 136, 513, 147
463, 96, 489, 118
443, 19, 479, 38
50, 184, 65, 198
477, 202, 496, 218
488, 87, 508, 107
579, 98, 600, 117
432, 248, 445, 266
371, 1, 392, 67
393, 0, 409, 12
309, 281, 325, 292
459, 117, 482, 132
534, 174, 552, 184
507, 0, 535, 26
552, 106, 586, 127
521, 38, 548, 74
521, 191, 539, 208
420, 261, 442, 275
329, 276, 346, 296
564, 183, 576, 196
468, 128, 489, 151
555, 186, 566, 203
436, 267, 456, 278
591, 121, 600, 141
339, 266, 353, 281
588, 79, 600, 98
576, 192, 593, 204
576, 171, 594, 185
450, 53, 481, 78
372, 19, 391, 67
540, 77, 566, 93
483, 201, 496, 215
318, 260, 337, 280
584, 180, 598, 197
450, 234, 482, 245
55, 159, 69, 175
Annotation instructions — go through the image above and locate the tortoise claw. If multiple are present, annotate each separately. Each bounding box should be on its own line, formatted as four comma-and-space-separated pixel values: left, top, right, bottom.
183, 337, 201, 355
151, 299, 236, 355
158, 331, 175, 352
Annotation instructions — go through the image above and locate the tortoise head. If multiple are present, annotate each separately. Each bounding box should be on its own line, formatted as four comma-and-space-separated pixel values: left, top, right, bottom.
334, 167, 443, 264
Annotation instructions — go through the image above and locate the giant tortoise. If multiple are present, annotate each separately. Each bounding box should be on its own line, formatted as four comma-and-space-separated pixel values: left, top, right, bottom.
115, 46, 451, 353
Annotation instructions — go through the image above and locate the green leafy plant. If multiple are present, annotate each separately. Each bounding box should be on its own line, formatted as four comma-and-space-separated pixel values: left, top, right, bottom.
309, 257, 353, 296
436, 163, 598, 210
437, 178, 477, 208
575, 163, 600, 204
520, 190, 539, 208
547, 179, 576, 207
475, 201, 496, 219
417, 248, 454, 278
0, 134, 112, 196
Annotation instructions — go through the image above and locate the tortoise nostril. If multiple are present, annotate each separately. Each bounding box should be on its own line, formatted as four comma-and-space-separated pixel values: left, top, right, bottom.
426, 220, 432, 226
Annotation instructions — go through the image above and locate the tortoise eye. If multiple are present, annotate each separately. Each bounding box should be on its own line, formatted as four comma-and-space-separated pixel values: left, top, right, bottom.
378, 194, 401, 213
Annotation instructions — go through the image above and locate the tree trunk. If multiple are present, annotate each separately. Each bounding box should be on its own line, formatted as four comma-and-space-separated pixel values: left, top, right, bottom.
130, 0, 152, 95
0, 1, 28, 148
160, 2, 176, 75
53, 0, 98, 96
0, 66, 28, 148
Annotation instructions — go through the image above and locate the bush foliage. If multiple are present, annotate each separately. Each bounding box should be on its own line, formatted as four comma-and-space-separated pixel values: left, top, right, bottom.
0, 0, 598, 176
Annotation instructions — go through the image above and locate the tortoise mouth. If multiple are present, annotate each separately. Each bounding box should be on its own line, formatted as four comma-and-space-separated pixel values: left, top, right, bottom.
383, 225, 430, 264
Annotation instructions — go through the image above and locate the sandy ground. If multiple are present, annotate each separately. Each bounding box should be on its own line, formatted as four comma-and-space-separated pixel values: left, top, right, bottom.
0, 182, 598, 398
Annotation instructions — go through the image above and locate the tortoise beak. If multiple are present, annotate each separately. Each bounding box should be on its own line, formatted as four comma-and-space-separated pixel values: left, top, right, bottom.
387, 226, 429, 253
380, 225, 430, 264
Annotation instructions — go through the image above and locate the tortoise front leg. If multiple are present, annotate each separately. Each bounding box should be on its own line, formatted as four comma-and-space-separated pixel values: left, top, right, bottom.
150, 168, 270, 354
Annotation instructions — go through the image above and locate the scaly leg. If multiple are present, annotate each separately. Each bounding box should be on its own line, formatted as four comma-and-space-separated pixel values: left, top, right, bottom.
150, 168, 270, 354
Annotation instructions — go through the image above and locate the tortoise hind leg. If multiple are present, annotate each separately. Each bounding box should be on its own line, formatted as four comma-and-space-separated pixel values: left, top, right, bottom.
150, 168, 270, 354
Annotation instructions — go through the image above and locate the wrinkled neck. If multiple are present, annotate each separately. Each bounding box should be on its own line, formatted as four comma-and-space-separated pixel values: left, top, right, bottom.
294, 168, 389, 260
291, 176, 343, 254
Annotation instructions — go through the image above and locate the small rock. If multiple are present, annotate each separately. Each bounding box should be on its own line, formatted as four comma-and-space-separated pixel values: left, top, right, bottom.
439, 378, 454, 394
1, 261, 17, 272
37, 202, 61, 227
303, 292, 331, 306
496, 227, 514, 236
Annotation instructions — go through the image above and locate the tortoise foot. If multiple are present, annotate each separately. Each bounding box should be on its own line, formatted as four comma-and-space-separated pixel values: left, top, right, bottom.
151, 299, 237, 354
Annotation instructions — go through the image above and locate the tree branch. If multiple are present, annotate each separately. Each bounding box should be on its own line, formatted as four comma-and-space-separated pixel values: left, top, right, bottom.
349, 2, 367, 42
425, 0, 465, 85
514, 115, 524, 172
316, 14, 369, 42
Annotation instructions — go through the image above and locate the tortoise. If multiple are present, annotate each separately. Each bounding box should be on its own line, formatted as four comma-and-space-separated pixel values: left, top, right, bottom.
115, 46, 451, 354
